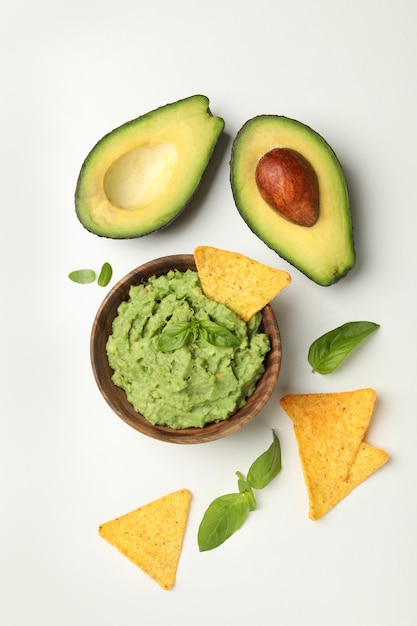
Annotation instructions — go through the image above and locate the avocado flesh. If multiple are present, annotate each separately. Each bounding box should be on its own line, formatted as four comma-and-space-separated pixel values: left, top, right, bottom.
230, 116, 355, 286
75, 95, 224, 238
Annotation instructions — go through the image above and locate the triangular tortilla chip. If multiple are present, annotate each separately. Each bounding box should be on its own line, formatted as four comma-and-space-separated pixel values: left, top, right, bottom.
280, 389, 388, 520
98, 489, 191, 589
194, 246, 291, 321
281, 389, 376, 482
305, 442, 388, 520
341, 442, 388, 497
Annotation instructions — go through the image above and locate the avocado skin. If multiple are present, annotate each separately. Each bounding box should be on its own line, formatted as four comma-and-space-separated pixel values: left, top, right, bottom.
230, 115, 355, 286
75, 95, 224, 239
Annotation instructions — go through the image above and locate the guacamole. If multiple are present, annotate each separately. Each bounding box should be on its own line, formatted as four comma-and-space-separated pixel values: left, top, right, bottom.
106, 269, 270, 429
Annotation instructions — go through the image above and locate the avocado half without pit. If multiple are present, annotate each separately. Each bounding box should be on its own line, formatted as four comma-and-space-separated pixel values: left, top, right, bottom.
230, 116, 355, 286
75, 95, 224, 238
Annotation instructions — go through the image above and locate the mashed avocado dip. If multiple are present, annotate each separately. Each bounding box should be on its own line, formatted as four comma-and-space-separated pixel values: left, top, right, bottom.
106, 269, 270, 429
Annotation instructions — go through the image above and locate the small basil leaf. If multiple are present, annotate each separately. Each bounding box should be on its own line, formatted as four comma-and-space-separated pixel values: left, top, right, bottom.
236, 471, 251, 494
236, 473, 257, 512
308, 321, 380, 374
247, 430, 282, 490
199, 320, 240, 348
157, 321, 193, 352
68, 269, 96, 284
198, 492, 252, 552
97, 262, 113, 287
190, 320, 200, 342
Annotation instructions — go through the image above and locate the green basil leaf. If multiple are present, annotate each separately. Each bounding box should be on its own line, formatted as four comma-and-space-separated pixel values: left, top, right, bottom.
236, 471, 251, 494
198, 492, 252, 552
157, 321, 193, 352
199, 320, 240, 348
247, 430, 282, 490
68, 269, 96, 284
308, 321, 380, 374
236, 471, 257, 510
97, 262, 113, 287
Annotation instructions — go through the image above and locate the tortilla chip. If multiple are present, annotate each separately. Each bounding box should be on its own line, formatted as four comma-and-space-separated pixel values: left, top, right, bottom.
98, 489, 191, 589
306, 442, 388, 520
280, 389, 388, 520
341, 442, 388, 497
194, 246, 291, 321
281, 389, 376, 482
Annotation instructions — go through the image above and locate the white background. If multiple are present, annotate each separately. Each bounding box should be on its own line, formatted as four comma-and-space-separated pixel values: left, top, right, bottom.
2, 1, 416, 624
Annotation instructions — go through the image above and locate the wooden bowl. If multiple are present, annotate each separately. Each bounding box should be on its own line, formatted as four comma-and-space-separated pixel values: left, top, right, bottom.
90, 254, 282, 444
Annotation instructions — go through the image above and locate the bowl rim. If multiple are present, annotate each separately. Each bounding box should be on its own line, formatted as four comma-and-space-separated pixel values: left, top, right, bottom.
90, 254, 282, 444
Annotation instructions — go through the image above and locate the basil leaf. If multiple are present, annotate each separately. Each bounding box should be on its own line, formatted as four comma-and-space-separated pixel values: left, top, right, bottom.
68, 269, 96, 284
97, 262, 113, 287
308, 321, 380, 374
247, 430, 282, 489
157, 321, 193, 352
198, 432, 284, 551
198, 492, 252, 552
199, 320, 240, 348
236, 471, 251, 494
236, 471, 257, 510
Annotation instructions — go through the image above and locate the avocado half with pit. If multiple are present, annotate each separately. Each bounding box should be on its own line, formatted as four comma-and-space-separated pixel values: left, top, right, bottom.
230, 115, 355, 286
75, 95, 224, 238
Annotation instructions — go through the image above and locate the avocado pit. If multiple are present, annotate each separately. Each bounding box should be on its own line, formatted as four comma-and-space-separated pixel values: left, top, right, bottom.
255, 147, 319, 227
